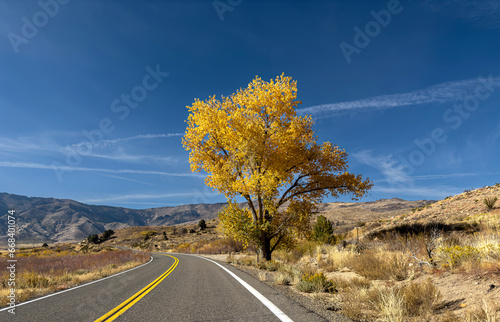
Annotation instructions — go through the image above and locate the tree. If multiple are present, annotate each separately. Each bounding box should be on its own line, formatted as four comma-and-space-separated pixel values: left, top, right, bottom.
312, 215, 335, 244
198, 219, 207, 230
101, 229, 115, 241
183, 74, 372, 260
87, 234, 99, 244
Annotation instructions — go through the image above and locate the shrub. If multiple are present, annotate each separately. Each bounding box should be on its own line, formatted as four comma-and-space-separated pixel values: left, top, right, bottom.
312, 215, 335, 244
401, 278, 440, 316
198, 219, 207, 230
300, 272, 336, 293
347, 250, 409, 281
295, 280, 315, 293
378, 288, 405, 322
274, 272, 291, 285
259, 260, 280, 271
438, 245, 480, 269
484, 197, 497, 210
140, 230, 157, 241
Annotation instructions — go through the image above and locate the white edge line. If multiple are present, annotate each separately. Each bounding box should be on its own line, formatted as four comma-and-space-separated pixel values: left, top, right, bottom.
189, 254, 294, 322
0, 256, 154, 312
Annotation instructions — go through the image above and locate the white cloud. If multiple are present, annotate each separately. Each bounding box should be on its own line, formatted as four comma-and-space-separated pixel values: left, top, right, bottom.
66, 132, 183, 163
82, 191, 217, 204
353, 150, 411, 185
0, 161, 204, 178
298, 75, 500, 117
371, 185, 461, 199
71, 133, 183, 151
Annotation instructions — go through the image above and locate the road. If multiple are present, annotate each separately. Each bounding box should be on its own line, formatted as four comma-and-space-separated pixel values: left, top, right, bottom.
0, 253, 345, 321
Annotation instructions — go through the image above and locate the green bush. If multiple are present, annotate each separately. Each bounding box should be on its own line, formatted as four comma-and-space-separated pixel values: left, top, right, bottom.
484, 197, 497, 210
299, 272, 336, 293
312, 215, 335, 244
295, 280, 315, 293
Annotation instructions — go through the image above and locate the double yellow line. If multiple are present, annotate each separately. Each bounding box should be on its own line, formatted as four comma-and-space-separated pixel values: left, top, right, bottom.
95, 254, 179, 322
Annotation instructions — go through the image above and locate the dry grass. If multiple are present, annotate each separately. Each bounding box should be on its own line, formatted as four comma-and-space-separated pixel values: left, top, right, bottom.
463, 300, 499, 322
346, 250, 410, 281
378, 287, 405, 322
0, 249, 149, 306
401, 278, 440, 316
173, 237, 245, 254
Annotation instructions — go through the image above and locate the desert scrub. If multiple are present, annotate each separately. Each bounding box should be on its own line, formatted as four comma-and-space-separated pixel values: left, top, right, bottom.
258, 260, 280, 271
347, 250, 410, 280
438, 245, 480, 269
321, 246, 356, 271
483, 197, 497, 210
378, 287, 405, 322
401, 278, 440, 316
274, 272, 291, 285
463, 299, 499, 322
295, 272, 336, 293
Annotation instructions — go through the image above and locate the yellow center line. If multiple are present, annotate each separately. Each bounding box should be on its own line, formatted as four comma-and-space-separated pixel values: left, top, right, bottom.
94, 254, 179, 322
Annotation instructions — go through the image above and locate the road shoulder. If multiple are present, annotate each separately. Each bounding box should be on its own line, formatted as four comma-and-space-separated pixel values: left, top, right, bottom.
195, 254, 352, 322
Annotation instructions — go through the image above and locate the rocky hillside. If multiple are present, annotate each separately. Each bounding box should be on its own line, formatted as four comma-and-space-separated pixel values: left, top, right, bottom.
364, 184, 500, 238
316, 198, 433, 225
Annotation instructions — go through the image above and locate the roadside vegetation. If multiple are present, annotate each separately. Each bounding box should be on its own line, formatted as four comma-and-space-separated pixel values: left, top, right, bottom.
163, 184, 500, 321
0, 245, 149, 307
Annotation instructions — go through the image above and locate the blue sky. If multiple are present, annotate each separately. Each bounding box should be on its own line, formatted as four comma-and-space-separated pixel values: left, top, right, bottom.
0, 0, 499, 208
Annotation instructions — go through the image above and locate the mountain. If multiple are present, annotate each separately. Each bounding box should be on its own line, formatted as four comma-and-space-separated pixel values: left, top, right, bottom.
0, 193, 433, 243
0, 193, 226, 243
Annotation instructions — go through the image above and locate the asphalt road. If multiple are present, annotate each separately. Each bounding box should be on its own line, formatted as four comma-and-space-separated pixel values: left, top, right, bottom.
0, 253, 339, 321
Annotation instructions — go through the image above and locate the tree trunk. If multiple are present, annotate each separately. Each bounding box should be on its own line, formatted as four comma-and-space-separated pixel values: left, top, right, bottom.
261, 233, 272, 261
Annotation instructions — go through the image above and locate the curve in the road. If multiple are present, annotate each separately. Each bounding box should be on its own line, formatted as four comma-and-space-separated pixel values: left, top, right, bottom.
95, 254, 179, 322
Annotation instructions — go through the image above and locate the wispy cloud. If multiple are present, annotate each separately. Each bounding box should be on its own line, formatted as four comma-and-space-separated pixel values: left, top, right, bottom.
371, 185, 461, 199
0, 136, 60, 153
94, 173, 157, 186
61, 148, 177, 163
82, 191, 218, 204
425, 0, 500, 29
0, 132, 182, 164
67, 133, 183, 163
298, 76, 500, 117
0, 161, 204, 178
353, 150, 410, 185
71, 133, 183, 150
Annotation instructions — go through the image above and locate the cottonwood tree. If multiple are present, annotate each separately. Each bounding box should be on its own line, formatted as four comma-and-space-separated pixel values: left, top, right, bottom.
183, 74, 372, 260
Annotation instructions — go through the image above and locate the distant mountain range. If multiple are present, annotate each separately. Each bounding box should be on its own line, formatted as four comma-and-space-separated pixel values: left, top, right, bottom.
0, 193, 226, 243
0, 193, 432, 243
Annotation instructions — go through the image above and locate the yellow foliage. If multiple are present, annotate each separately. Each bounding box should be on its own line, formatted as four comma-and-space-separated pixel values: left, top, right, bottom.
183, 74, 372, 258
